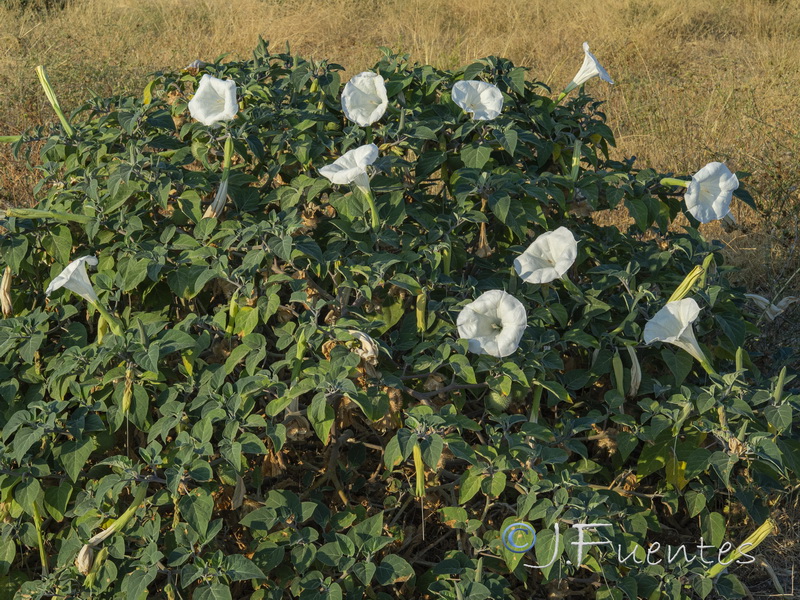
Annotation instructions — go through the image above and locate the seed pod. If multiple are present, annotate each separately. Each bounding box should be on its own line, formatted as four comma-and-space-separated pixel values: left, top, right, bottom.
75, 544, 94, 575
486, 390, 512, 414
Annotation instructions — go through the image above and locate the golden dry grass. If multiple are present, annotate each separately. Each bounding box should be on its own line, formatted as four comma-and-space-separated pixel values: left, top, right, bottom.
2, 0, 800, 294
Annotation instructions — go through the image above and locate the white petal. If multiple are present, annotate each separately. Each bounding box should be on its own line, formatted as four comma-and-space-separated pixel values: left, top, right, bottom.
643, 298, 706, 362
684, 162, 739, 223
457, 290, 527, 357
452, 80, 504, 121
45, 256, 99, 304
514, 227, 578, 284
188, 74, 238, 128
319, 144, 379, 185
341, 72, 388, 127
568, 42, 614, 88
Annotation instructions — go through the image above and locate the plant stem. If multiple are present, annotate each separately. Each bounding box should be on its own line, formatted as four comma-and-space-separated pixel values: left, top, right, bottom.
364, 125, 373, 144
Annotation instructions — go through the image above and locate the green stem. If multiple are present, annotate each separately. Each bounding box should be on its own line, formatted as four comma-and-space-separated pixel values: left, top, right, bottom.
32, 501, 49, 576
36, 66, 74, 137
364, 125, 373, 144
660, 177, 690, 188
529, 384, 543, 423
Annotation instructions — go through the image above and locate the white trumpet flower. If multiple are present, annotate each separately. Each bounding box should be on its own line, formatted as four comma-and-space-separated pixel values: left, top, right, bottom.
684, 162, 739, 223
319, 144, 379, 193
45, 256, 99, 304
513, 227, 578, 284
188, 74, 238, 127
745, 293, 798, 322
341, 72, 388, 127
451, 80, 504, 121
643, 298, 710, 366
564, 42, 614, 95
457, 290, 527, 358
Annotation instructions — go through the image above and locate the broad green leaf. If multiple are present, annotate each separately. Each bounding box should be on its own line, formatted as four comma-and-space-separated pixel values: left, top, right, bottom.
54, 437, 96, 482
223, 554, 267, 581
375, 554, 414, 585
179, 488, 214, 537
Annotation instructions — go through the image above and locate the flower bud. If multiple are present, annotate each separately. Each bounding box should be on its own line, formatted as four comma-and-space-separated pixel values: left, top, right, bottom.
0, 266, 12, 317
122, 368, 133, 415
626, 346, 641, 398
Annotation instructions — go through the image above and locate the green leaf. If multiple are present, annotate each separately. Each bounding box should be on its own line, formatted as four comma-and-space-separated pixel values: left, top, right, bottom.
685, 491, 706, 518
43, 482, 73, 522
14, 478, 41, 516
43, 225, 73, 264
461, 143, 492, 169
120, 566, 157, 600
308, 394, 335, 444
701, 511, 726, 548
121, 258, 150, 292
55, 437, 96, 482
765, 404, 792, 432
5, 236, 28, 271
179, 488, 214, 536
223, 554, 267, 581
449, 354, 476, 384
0, 538, 14, 576
353, 561, 376, 586
534, 527, 563, 579
193, 583, 232, 600
375, 554, 414, 585
459, 467, 483, 504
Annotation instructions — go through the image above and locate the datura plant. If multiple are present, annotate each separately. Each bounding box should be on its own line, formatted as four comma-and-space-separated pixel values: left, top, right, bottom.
0, 41, 791, 600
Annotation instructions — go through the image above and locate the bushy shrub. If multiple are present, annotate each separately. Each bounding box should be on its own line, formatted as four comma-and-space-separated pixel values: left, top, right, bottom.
0, 40, 797, 599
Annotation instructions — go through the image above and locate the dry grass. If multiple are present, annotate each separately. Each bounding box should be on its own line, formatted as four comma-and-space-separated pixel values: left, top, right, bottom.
2, 0, 800, 294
